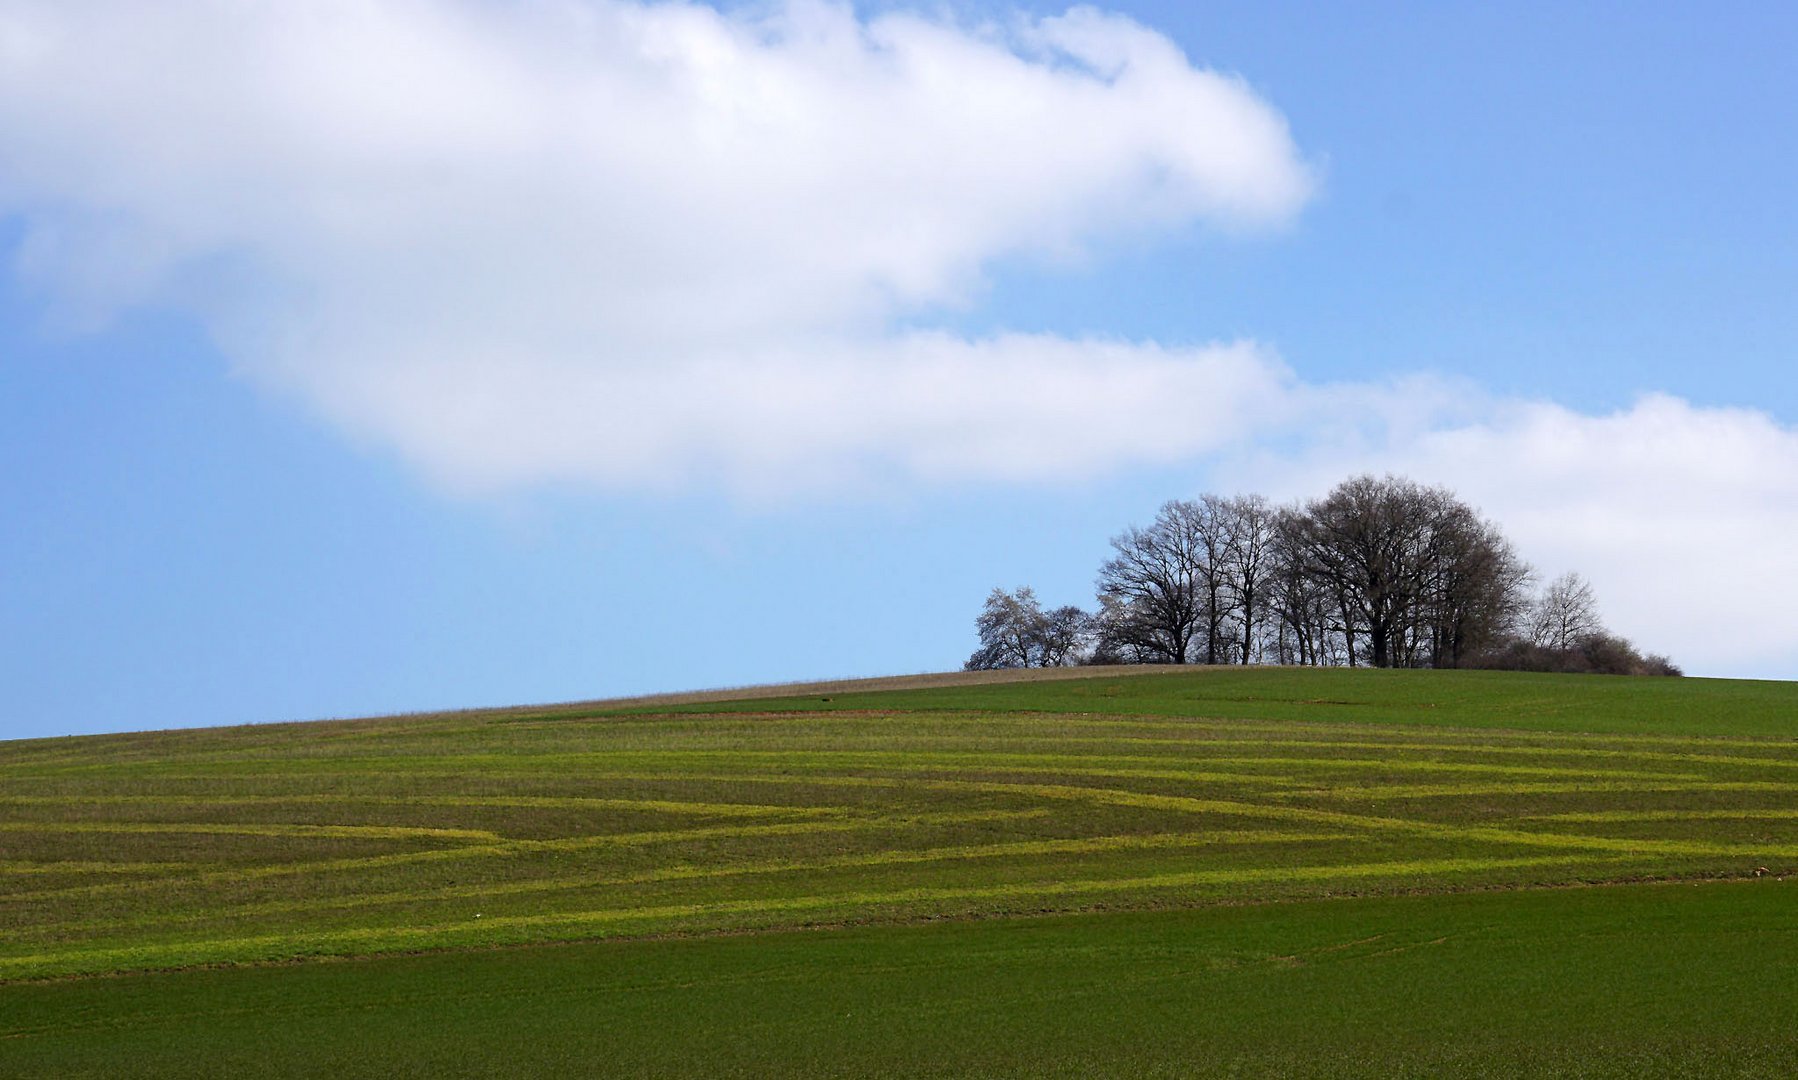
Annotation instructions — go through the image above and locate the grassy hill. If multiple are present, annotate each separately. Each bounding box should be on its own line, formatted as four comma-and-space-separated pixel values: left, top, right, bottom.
4, 667, 1798, 1076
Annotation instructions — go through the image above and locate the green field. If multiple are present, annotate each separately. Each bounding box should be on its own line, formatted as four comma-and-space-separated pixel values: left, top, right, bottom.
3, 666, 1797, 1076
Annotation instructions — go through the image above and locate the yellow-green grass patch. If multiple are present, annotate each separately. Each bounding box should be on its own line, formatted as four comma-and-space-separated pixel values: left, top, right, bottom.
0, 860, 202, 876
0, 793, 850, 817
1527, 808, 1798, 823
0, 852, 1630, 981
1277, 780, 1798, 801
18, 830, 1360, 940
0, 821, 504, 842
0, 808, 1052, 906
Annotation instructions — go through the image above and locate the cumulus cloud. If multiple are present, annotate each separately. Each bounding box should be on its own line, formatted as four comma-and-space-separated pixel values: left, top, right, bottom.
6, 2, 1789, 676
0, 0, 1313, 492
1221, 395, 1798, 680
285, 332, 1308, 494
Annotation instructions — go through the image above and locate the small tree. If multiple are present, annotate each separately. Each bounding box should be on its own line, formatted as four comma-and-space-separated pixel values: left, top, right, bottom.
965, 588, 1090, 669
1529, 572, 1602, 651
1036, 605, 1093, 667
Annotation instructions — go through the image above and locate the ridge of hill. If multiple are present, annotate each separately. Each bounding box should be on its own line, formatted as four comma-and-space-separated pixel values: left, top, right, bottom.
3, 667, 1797, 1076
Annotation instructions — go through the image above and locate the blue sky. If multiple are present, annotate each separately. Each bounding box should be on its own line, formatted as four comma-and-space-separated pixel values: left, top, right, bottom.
3, 1, 1795, 739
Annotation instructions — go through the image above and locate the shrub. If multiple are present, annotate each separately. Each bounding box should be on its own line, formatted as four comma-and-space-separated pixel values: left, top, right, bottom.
1466, 633, 1681, 677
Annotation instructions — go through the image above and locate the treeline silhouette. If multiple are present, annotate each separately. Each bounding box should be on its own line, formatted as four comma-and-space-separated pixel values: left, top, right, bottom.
968, 474, 1679, 676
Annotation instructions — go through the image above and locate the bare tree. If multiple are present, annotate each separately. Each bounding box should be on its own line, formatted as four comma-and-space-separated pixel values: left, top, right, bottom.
1224, 493, 1278, 665
1065, 476, 1670, 676
1036, 606, 1092, 667
1529, 572, 1602, 651
965, 587, 1091, 670
1094, 504, 1205, 664
1290, 475, 1530, 669
1267, 507, 1320, 664
1089, 595, 1155, 664
1095, 497, 1246, 665
965, 587, 1045, 670
1176, 496, 1240, 665
1292, 475, 1434, 668
1417, 496, 1531, 667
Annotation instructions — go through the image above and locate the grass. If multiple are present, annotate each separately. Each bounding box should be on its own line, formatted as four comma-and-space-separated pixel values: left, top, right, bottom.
2, 665, 1797, 1075
627, 666, 1796, 737
4, 883, 1796, 1078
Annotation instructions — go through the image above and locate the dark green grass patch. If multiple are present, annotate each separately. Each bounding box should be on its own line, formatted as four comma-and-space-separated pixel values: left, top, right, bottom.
633, 667, 1798, 738
2, 880, 1794, 1078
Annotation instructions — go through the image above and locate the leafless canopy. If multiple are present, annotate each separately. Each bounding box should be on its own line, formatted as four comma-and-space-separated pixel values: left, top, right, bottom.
966, 473, 1677, 675
966, 587, 1092, 670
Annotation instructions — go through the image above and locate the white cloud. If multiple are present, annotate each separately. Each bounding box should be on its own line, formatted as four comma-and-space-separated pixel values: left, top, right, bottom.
0, 0, 1313, 492
5, 2, 1791, 677
286, 332, 1302, 494
1221, 394, 1798, 680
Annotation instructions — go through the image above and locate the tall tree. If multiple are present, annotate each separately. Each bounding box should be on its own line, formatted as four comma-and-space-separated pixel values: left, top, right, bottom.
1224, 493, 1278, 665
1294, 476, 1428, 668
1267, 505, 1329, 665
1171, 496, 1239, 665
1094, 503, 1205, 664
1071, 476, 1662, 675
1293, 475, 1529, 669
1417, 495, 1530, 667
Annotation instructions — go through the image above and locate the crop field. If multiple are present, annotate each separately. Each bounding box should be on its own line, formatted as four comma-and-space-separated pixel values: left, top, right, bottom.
3, 667, 1798, 1076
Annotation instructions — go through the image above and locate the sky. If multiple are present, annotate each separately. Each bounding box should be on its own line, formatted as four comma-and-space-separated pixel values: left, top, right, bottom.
2, 0, 1795, 740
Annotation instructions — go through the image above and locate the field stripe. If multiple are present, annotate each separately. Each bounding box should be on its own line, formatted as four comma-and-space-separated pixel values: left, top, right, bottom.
6, 747, 1710, 783
585, 711, 1798, 750
1526, 809, 1798, 823
1160, 756, 1700, 781
587, 708, 1793, 745
1244, 738, 1798, 772
23, 831, 1356, 935
610, 773, 1798, 861
1277, 781, 1798, 801
0, 809, 1051, 904
9, 718, 1792, 779
0, 822, 503, 842
0, 861, 202, 876
0, 795, 846, 818
0, 853, 1623, 981
529, 749, 1707, 782
953, 735, 1798, 773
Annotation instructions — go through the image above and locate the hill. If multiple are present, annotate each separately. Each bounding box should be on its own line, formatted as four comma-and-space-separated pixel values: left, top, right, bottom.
3, 666, 1797, 1076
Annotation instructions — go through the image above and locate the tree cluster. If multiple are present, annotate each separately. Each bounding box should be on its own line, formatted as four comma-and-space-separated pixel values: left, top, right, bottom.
967, 474, 1679, 676
963, 587, 1090, 671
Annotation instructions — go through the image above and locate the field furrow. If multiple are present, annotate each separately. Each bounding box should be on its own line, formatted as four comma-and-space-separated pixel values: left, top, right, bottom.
3, 681, 1796, 983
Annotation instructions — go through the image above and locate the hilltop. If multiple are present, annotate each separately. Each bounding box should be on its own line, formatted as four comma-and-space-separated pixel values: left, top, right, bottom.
3, 666, 1797, 1077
